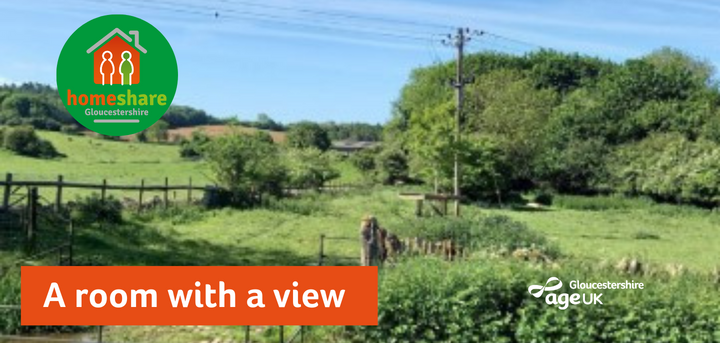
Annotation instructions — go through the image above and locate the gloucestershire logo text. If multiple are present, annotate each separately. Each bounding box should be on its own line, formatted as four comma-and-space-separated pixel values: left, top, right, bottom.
528, 277, 644, 310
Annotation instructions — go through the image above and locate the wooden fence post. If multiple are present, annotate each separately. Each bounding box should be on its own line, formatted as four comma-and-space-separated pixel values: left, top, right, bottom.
279, 325, 284, 343
188, 177, 192, 204
55, 175, 63, 212
2, 173, 12, 211
318, 234, 325, 266
164, 177, 169, 209
26, 187, 38, 254
101, 179, 107, 202
138, 179, 145, 213
69, 220, 75, 266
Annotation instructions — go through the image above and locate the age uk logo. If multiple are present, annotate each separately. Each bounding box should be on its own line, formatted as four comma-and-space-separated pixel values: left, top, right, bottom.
57, 15, 178, 136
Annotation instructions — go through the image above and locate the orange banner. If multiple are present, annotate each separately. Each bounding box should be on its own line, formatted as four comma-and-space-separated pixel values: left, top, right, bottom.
21, 266, 378, 326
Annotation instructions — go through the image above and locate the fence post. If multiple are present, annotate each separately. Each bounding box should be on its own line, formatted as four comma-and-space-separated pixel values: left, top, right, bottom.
55, 175, 63, 212
245, 326, 251, 343
138, 179, 145, 213
101, 179, 107, 202
26, 187, 38, 254
68, 220, 75, 266
164, 177, 169, 209
2, 173, 12, 211
300, 326, 304, 343
188, 177, 192, 204
318, 234, 325, 266
97, 325, 103, 343
279, 325, 284, 343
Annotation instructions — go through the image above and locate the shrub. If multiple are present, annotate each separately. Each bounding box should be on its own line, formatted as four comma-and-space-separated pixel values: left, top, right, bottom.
606, 133, 720, 207
533, 191, 554, 206
179, 129, 210, 158
70, 193, 123, 225
345, 258, 720, 343
2, 126, 61, 158
376, 146, 410, 185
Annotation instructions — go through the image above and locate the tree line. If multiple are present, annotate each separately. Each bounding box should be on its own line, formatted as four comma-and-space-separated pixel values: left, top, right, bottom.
382, 47, 720, 207
0, 84, 383, 142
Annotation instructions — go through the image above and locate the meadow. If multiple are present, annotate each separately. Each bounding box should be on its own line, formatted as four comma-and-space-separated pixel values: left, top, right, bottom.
3, 131, 720, 342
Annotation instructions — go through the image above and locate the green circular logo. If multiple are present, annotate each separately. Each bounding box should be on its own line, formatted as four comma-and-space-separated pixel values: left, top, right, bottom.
57, 14, 178, 136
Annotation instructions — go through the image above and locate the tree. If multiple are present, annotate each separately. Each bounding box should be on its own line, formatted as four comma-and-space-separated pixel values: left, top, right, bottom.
203, 132, 287, 202
286, 121, 331, 151
284, 148, 339, 188
179, 129, 211, 158
145, 120, 170, 142
2, 126, 61, 159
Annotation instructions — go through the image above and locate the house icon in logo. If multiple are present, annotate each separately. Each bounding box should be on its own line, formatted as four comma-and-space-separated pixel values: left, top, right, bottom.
87, 28, 146, 86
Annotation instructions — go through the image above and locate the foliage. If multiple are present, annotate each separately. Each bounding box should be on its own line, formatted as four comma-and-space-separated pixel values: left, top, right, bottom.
161, 105, 219, 128
320, 122, 383, 141
2, 125, 62, 158
70, 193, 123, 225
345, 258, 720, 343
283, 147, 339, 188
179, 129, 211, 158
375, 145, 410, 185
606, 133, 720, 206
390, 48, 720, 204
203, 132, 287, 205
286, 121, 331, 151
145, 119, 170, 142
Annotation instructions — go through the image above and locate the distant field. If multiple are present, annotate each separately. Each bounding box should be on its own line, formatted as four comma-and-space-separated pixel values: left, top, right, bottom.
119, 124, 288, 143
0, 130, 361, 202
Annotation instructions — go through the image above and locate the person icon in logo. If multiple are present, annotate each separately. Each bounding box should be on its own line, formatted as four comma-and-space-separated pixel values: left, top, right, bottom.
99, 51, 115, 85
120, 50, 134, 85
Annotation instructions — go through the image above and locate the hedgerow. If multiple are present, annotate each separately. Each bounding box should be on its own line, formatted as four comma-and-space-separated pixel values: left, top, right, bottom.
344, 258, 720, 343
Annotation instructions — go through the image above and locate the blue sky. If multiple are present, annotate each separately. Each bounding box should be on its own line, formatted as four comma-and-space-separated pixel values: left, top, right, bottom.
0, 0, 719, 124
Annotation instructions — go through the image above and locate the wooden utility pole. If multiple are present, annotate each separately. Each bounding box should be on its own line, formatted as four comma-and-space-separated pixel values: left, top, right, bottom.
444, 28, 473, 216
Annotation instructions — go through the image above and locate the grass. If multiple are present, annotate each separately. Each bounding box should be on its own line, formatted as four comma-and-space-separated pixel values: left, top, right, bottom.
5, 132, 720, 340
0, 130, 364, 202
487, 194, 720, 271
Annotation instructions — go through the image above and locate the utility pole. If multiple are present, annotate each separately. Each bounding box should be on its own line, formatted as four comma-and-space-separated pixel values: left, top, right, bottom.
443, 27, 473, 217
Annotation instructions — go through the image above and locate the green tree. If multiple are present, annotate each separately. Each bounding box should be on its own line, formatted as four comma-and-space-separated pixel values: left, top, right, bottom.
203, 132, 287, 201
145, 119, 170, 142
286, 121, 331, 151
283, 148, 339, 188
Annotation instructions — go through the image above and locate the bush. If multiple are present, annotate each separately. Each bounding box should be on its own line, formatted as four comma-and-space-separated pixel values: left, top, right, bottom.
606, 133, 720, 207
179, 129, 210, 158
345, 258, 720, 343
533, 191, 554, 206
70, 193, 123, 225
2, 126, 61, 158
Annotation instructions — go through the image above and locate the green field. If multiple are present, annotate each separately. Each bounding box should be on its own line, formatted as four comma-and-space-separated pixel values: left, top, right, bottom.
3, 132, 719, 272
4, 131, 720, 342
0, 131, 364, 202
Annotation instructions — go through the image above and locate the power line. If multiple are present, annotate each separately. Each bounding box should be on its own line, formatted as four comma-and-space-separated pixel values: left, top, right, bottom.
216, 0, 454, 31
85, 0, 437, 43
